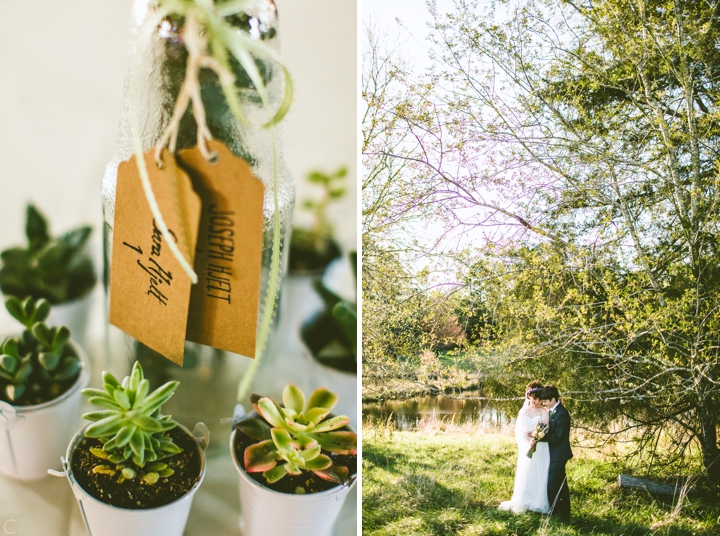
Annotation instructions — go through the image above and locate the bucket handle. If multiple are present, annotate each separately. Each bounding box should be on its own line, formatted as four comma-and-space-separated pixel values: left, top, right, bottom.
193, 422, 210, 452
221, 403, 246, 427
0, 401, 24, 428
48, 457, 93, 536
343, 473, 357, 490
231, 403, 245, 427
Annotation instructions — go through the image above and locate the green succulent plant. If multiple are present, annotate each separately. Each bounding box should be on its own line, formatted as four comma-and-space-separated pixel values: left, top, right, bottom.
0, 296, 81, 405
289, 167, 347, 272
81, 362, 182, 484
237, 384, 357, 485
0, 204, 96, 304
302, 252, 357, 370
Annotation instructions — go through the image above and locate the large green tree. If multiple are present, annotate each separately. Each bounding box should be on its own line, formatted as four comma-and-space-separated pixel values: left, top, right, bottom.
372, 0, 720, 477
362, 25, 422, 381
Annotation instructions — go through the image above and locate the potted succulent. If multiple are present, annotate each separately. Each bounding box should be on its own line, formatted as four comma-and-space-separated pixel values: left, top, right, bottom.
231, 383, 357, 536
0, 296, 90, 479
0, 204, 96, 342
301, 251, 357, 374
289, 167, 347, 274
50, 362, 208, 536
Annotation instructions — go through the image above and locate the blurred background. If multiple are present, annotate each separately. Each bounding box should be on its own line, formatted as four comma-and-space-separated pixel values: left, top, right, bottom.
0, 0, 356, 296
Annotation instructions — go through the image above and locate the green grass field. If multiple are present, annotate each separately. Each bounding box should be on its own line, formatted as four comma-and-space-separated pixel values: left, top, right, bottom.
362, 427, 720, 535
436, 352, 485, 373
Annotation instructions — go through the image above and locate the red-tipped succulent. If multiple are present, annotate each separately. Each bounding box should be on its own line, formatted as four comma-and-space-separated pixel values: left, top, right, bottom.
237, 384, 356, 485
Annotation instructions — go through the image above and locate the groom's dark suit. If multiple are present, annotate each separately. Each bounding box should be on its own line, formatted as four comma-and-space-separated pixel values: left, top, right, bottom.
539, 401, 572, 521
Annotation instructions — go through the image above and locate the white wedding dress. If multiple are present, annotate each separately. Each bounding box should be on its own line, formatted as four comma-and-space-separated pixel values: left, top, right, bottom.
499, 403, 550, 514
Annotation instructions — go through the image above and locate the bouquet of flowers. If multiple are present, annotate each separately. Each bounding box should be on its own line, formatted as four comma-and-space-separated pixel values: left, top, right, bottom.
526, 421, 549, 458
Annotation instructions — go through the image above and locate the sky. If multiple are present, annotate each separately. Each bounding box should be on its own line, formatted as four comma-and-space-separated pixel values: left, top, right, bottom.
362, 0, 491, 285
363, 0, 456, 68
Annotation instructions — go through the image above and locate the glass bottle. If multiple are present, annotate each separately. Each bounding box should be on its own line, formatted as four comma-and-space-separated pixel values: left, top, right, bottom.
101, 0, 294, 455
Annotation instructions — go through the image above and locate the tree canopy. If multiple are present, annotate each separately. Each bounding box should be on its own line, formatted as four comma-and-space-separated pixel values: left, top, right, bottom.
364, 0, 720, 478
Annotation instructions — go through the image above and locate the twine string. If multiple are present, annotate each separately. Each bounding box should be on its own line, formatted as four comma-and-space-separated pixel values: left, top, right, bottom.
153, 1, 294, 168
154, 11, 223, 166
135, 0, 292, 283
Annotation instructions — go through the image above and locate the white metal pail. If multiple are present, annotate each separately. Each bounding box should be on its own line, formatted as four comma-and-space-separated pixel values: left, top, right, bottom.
0, 341, 90, 480
54, 422, 208, 536
230, 426, 356, 536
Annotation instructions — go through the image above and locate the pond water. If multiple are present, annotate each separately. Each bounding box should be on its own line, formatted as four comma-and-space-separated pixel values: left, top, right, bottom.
362, 390, 522, 431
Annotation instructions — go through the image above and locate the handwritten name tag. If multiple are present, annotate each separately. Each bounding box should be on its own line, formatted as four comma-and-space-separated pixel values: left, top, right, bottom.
109, 150, 201, 365
179, 140, 264, 358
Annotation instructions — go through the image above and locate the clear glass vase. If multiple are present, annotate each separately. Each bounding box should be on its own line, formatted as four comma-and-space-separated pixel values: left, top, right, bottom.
101, 0, 294, 455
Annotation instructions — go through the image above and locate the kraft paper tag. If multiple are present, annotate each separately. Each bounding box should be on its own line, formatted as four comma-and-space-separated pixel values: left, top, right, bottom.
109, 149, 201, 365
178, 140, 264, 358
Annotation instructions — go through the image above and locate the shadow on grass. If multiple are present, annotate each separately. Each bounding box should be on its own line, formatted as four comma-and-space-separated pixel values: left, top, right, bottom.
365, 483, 708, 536
363, 472, 469, 527
568, 513, 655, 536
367, 508, 697, 536
364, 465, 551, 535
363, 442, 455, 475
363, 442, 413, 472
363, 432, 720, 535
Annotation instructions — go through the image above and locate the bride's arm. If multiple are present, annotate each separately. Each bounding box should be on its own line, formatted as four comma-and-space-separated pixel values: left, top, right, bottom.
540, 408, 549, 425
514, 405, 528, 447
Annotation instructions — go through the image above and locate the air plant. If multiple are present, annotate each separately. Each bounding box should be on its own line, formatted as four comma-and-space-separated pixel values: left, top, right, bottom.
236, 384, 356, 485
0, 296, 81, 404
81, 362, 182, 484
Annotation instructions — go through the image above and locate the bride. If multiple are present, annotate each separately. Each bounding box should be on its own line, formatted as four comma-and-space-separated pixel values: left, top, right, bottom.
499, 381, 550, 514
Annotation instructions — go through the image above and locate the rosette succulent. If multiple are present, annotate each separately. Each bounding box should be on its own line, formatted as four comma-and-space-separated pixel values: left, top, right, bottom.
0, 204, 96, 304
0, 296, 81, 404
302, 252, 357, 371
289, 167, 346, 272
237, 384, 357, 485
81, 362, 182, 484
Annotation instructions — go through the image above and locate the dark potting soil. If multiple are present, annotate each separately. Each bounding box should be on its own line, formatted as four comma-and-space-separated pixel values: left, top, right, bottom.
233, 426, 357, 495
71, 427, 201, 509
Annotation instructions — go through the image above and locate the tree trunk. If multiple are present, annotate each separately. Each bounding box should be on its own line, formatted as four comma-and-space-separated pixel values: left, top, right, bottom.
698, 405, 720, 480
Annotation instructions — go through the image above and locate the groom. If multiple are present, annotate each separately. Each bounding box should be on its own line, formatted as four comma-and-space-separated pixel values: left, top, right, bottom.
531, 385, 572, 522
